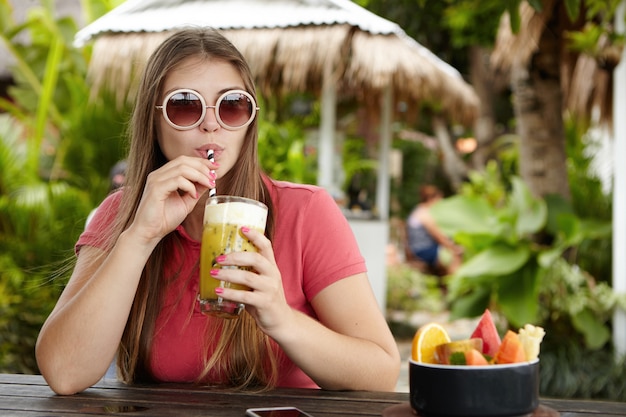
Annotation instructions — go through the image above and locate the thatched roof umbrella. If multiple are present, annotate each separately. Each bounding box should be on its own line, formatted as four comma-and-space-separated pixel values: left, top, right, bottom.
75, 0, 479, 220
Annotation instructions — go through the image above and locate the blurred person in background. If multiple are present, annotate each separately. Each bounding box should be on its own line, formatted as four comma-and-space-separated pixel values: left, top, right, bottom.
406, 185, 462, 276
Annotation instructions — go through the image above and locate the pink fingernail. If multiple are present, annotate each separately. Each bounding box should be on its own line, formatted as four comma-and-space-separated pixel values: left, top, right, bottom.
215, 287, 224, 294
215, 255, 226, 263
210, 268, 220, 276
241, 226, 250, 233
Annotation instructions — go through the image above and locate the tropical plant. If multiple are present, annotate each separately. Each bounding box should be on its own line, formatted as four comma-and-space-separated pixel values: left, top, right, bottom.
257, 118, 317, 185
0, 114, 93, 373
0, 0, 127, 373
340, 136, 378, 211
484, 0, 623, 200
0, 0, 128, 195
539, 334, 626, 400
360, 0, 624, 200
386, 263, 445, 314
563, 119, 613, 283
430, 162, 624, 350
390, 138, 446, 220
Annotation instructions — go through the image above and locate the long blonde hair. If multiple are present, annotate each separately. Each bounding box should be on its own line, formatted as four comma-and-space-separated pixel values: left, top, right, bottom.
104, 28, 277, 390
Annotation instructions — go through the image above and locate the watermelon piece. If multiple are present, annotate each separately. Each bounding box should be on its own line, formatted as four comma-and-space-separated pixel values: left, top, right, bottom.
470, 309, 502, 357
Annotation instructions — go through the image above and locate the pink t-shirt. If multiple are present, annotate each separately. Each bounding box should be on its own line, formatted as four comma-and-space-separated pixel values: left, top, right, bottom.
77, 179, 366, 388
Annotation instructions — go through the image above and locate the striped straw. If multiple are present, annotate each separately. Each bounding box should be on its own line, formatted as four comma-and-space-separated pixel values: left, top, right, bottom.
207, 149, 216, 198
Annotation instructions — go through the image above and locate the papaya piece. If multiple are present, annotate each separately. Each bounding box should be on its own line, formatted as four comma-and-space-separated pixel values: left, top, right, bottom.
494, 330, 526, 364
464, 348, 489, 366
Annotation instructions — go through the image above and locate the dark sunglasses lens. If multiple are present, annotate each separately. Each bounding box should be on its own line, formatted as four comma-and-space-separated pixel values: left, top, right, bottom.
219, 93, 253, 127
166, 92, 203, 127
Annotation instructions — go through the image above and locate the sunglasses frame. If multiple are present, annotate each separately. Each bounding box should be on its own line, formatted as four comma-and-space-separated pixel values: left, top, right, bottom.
156, 88, 259, 131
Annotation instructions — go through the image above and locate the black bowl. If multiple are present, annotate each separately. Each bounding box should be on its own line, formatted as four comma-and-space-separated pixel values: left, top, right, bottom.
409, 359, 539, 417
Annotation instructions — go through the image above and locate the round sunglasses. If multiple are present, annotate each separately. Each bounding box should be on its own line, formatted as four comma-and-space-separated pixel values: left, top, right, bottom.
156, 89, 259, 131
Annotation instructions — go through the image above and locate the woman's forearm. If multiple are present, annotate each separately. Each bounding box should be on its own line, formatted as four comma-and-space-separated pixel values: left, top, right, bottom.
35, 229, 156, 395
271, 308, 401, 391
264, 276, 401, 391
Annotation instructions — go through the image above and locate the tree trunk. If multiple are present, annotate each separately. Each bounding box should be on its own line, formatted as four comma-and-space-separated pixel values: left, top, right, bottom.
468, 45, 498, 170
510, 11, 571, 200
432, 116, 467, 190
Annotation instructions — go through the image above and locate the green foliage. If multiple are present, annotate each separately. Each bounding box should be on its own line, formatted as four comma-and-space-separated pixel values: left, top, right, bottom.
1, 2, 82, 169
354, 0, 467, 78
443, 0, 510, 48
386, 264, 446, 314
1, 0, 128, 196
0, 115, 91, 373
540, 335, 626, 400
565, 0, 625, 63
0, 0, 125, 374
431, 162, 623, 351
563, 118, 613, 283
255, 93, 319, 184
62, 90, 130, 194
358, 0, 625, 85
80, 0, 127, 22
341, 136, 378, 210
390, 138, 444, 220
257, 118, 317, 185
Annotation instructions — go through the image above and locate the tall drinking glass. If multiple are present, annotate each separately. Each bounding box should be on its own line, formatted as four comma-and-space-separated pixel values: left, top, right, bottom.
199, 195, 268, 318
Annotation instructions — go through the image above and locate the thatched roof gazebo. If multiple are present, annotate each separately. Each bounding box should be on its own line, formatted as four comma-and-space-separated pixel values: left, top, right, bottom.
75, 0, 479, 214
76, 0, 478, 123
74, 0, 479, 311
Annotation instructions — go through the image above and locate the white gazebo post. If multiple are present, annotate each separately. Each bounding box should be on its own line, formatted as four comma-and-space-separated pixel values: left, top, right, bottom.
318, 59, 336, 192
613, 0, 626, 359
317, 59, 389, 311
375, 85, 393, 221
347, 85, 394, 313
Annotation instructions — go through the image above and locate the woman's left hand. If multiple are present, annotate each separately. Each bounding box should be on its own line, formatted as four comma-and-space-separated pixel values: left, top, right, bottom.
210, 228, 401, 392
211, 227, 293, 335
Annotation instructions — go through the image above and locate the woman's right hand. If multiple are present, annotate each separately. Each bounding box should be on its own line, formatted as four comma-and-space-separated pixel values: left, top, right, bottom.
35, 155, 216, 395
130, 156, 215, 245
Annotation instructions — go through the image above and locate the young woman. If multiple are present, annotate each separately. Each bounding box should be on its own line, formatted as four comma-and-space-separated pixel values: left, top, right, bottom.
35, 28, 400, 395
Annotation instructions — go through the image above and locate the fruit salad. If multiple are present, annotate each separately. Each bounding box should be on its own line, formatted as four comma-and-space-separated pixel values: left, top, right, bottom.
412, 309, 545, 366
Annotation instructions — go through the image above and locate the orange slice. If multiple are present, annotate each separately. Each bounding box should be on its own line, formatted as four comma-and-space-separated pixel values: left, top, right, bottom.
411, 323, 451, 363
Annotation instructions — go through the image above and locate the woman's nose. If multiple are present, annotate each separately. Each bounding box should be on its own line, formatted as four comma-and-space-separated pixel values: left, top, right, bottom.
200, 107, 220, 132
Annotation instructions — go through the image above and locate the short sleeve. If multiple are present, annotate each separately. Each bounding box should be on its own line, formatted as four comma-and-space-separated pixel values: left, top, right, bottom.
299, 188, 367, 299
76, 191, 123, 255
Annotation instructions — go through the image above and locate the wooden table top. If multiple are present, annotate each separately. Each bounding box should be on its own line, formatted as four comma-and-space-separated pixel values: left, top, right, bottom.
0, 373, 624, 416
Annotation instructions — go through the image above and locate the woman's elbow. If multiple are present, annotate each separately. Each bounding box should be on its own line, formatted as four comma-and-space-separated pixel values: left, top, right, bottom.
356, 347, 401, 392
39, 365, 99, 396
36, 347, 94, 395
382, 349, 402, 391
45, 377, 85, 396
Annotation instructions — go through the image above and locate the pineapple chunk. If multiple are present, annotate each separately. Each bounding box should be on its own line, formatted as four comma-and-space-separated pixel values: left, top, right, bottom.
518, 324, 545, 361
